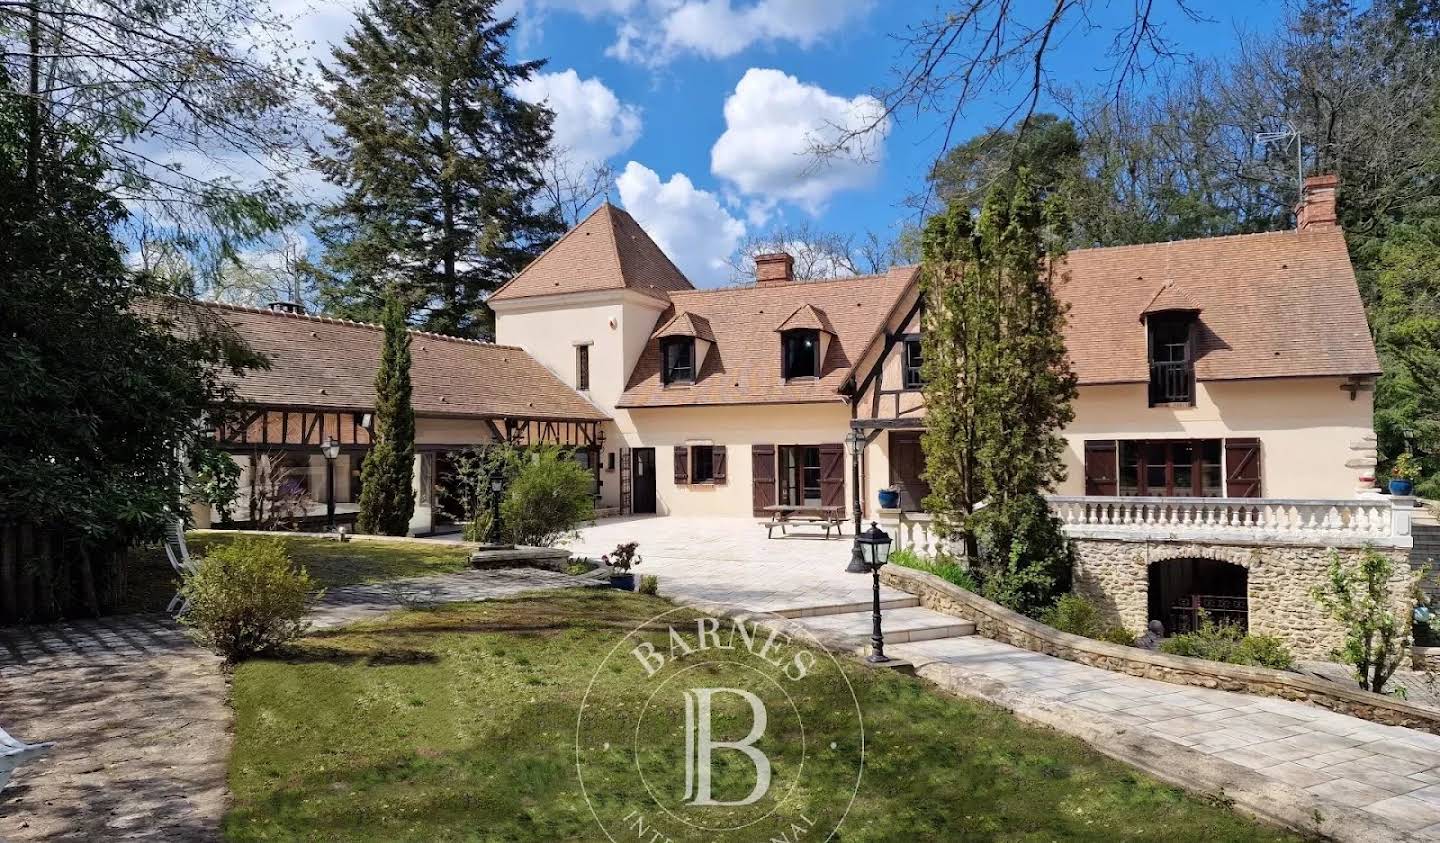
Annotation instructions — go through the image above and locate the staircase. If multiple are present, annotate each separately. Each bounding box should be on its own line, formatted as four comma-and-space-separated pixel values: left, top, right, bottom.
772, 593, 976, 651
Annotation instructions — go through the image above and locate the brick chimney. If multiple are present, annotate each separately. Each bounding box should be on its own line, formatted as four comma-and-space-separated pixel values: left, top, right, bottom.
754, 252, 795, 285
1296, 174, 1339, 231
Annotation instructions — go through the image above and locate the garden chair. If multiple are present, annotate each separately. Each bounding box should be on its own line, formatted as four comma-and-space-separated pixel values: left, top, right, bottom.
0, 726, 53, 793
162, 519, 201, 615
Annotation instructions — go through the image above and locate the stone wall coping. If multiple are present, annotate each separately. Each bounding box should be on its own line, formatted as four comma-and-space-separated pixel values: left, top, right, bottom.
1062, 528, 1389, 549
882, 563, 1440, 733
192, 528, 479, 549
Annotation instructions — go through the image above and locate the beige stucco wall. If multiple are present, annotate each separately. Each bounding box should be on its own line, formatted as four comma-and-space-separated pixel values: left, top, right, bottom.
623, 404, 854, 517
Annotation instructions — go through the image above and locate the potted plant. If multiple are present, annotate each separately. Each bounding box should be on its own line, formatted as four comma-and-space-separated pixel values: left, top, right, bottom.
1389, 453, 1419, 496
878, 487, 901, 510
603, 541, 641, 591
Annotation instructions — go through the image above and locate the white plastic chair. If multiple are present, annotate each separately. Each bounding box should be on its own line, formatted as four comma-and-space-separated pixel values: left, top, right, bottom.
162, 520, 201, 615
0, 726, 53, 793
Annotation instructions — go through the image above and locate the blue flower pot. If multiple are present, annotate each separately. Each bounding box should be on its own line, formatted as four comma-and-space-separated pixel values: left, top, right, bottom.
609, 573, 636, 591
1390, 479, 1414, 496
878, 489, 900, 510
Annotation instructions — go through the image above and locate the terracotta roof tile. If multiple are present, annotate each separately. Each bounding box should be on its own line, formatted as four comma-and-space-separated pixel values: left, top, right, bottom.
1140, 282, 1204, 318
619, 267, 917, 407
774, 303, 837, 335
198, 302, 606, 421
654, 311, 716, 343
488, 203, 694, 303
1060, 229, 1379, 383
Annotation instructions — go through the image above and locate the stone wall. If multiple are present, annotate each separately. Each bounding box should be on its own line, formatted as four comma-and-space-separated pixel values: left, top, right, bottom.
1071, 538, 1413, 660
881, 564, 1440, 733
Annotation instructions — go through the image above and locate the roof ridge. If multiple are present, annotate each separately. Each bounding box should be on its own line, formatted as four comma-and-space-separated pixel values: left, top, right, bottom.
609, 204, 695, 294
672, 268, 912, 296
189, 298, 529, 352
1068, 228, 1326, 257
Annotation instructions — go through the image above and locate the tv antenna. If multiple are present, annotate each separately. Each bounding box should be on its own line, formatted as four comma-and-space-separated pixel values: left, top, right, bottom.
1255, 123, 1304, 201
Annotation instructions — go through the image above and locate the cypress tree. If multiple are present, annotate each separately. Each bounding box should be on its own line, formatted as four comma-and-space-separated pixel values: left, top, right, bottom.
313, 0, 564, 338
920, 168, 1078, 613
357, 297, 417, 535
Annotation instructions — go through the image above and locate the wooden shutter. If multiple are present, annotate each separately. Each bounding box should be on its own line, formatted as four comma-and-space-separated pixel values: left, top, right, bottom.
1225, 438, 1262, 498
751, 444, 776, 516
674, 445, 689, 485
819, 443, 846, 509
1084, 440, 1118, 496
712, 446, 727, 483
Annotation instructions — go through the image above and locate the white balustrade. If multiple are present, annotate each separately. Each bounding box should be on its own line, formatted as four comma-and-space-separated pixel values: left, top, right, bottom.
881, 496, 1416, 550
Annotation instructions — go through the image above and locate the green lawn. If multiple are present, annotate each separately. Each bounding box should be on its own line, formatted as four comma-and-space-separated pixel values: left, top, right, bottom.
225, 590, 1298, 842
120, 534, 472, 614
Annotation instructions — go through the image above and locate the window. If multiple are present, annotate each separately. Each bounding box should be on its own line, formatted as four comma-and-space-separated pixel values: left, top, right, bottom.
691, 445, 715, 483
575, 344, 590, 391
778, 445, 821, 505
1147, 315, 1195, 405
902, 338, 923, 389
662, 338, 694, 384
1117, 439, 1223, 497
781, 329, 819, 380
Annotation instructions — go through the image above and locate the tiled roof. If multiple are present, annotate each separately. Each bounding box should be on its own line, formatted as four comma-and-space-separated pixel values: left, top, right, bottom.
619, 267, 917, 408
1060, 229, 1380, 383
654, 311, 716, 343
774, 303, 837, 335
198, 302, 607, 421
488, 203, 694, 303
1140, 282, 1203, 317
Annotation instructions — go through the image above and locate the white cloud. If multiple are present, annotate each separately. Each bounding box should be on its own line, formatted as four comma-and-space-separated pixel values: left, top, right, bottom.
710, 68, 888, 211
616, 161, 745, 286
608, 0, 874, 64
513, 69, 642, 165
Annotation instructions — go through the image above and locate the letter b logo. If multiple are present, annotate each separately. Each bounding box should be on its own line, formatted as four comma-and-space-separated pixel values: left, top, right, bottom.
681, 688, 771, 807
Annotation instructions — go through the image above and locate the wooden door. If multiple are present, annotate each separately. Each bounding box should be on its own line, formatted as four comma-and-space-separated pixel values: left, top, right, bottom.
1084, 440, 1118, 496
888, 432, 930, 511
632, 448, 656, 514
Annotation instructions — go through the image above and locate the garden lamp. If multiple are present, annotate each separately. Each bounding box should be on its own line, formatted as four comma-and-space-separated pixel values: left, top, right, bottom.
844, 428, 869, 574
321, 437, 341, 530
855, 521, 893, 663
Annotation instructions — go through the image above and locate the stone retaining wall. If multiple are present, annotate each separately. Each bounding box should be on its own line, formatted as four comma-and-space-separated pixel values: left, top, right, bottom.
881, 564, 1440, 734
1071, 538, 1413, 660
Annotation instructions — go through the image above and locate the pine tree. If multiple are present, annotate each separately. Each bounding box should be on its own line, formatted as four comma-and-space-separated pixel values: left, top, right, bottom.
920, 168, 1078, 613
357, 297, 417, 535
313, 0, 564, 338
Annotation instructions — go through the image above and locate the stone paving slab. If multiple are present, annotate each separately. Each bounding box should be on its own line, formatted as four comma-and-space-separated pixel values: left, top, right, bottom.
894, 634, 1440, 840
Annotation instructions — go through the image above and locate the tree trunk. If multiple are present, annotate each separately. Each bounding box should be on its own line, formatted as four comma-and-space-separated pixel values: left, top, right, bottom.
25, 0, 41, 191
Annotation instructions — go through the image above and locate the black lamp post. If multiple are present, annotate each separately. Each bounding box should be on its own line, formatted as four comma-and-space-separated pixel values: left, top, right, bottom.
321, 437, 341, 530
844, 428, 869, 574
854, 522, 894, 663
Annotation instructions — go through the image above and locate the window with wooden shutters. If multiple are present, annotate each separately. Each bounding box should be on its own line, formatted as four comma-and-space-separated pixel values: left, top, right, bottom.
819, 443, 845, 509
673, 445, 689, 485
690, 446, 715, 483
751, 444, 776, 516
1224, 438, 1262, 497
1084, 441, 1118, 496
712, 445, 727, 483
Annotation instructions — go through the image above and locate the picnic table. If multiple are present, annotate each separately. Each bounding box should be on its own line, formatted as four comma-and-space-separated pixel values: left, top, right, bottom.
762, 505, 847, 539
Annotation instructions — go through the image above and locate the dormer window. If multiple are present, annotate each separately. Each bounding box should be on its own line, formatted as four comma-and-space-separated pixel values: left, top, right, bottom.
1147, 314, 1195, 406
781, 329, 820, 380
662, 337, 695, 385
902, 337, 923, 389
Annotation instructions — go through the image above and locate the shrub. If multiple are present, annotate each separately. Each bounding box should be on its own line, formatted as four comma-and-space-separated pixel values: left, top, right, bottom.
179, 537, 316, 665
1311, 548, 1414, 692
1041, 594, 1133, 646
500, 447, 595, 546
890, 547, 978, 591
638, 575, 659, 596
971, 492, 1073, 616
603, 542, 641, 574
1159, 615, 1293, 670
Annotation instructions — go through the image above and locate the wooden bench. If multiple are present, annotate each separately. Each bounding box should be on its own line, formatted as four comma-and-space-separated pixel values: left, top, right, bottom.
763, 505, 847, 539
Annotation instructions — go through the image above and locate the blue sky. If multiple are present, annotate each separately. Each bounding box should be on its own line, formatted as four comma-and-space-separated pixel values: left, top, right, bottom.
280, 0, 1290, 287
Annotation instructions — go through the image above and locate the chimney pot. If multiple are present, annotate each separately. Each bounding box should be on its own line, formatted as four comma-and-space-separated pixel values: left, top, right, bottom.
1296, 174, 1339, 232
754, 252, 795, 286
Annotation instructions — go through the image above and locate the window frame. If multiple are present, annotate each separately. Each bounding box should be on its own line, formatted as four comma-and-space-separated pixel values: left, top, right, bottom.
1146, 315, 1196, 406
575, 342, 591, 391
690, 445, 715, 484
661, 337, 696, 385
780, 329, 820, 380
901, 335, 923, 390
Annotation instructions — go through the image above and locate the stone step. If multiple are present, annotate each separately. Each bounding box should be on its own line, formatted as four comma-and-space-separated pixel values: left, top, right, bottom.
771, 595, 920, 618
787, 605, 976, 645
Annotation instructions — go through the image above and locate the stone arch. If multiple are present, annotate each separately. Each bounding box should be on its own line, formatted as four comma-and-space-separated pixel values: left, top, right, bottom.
1147, 555, 1249, 636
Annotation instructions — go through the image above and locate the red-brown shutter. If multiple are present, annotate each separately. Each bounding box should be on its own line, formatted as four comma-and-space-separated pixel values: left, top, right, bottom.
819, 443, 846, 509
713, 446, 727, 483
674, 445, 689, 485
1084, 440, 1118, 496
751, 445, 776, 516
1225, 438, 1262, 498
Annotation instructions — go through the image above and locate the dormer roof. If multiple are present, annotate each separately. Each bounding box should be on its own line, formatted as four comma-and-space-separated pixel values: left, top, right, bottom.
654, 311, 716, 343
774, 303, 836, 335
1140, 282, 1203, 320
488, 203, 695, 303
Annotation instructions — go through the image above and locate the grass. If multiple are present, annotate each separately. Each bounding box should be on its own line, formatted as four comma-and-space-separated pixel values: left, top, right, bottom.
119, 533, 472, 614
225, 589, 1298, 842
